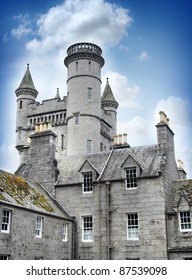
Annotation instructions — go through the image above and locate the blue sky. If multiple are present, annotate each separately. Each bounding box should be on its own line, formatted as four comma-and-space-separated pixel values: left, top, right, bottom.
0, 0, 192, 177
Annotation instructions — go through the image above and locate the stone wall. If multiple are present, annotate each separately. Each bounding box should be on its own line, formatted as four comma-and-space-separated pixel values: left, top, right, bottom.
0, 204, 73, 260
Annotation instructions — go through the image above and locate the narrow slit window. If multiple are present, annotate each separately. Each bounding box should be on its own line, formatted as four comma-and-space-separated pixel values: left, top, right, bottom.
19, 100, 22, 109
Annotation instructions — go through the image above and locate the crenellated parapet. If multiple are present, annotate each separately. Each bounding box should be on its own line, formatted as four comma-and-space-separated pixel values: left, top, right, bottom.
64, 42, 105, 67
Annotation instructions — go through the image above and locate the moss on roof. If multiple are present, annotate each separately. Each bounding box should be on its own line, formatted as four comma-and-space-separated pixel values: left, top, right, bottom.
0, 170, 54, 213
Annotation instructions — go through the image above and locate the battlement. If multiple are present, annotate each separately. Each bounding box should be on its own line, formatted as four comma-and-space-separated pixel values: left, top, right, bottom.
64, 42, 105, 67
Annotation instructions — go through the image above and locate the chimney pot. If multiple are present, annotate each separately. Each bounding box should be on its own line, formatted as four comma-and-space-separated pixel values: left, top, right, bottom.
159, 111, 167, 123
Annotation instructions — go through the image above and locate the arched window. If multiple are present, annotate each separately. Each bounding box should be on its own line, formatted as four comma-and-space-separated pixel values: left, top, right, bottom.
76, 61, 78, 71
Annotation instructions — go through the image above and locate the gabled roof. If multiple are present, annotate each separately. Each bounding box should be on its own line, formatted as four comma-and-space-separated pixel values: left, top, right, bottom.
101, 78, 118, 108
16, 64, 37, 92
167, 179, 192, 212
0, 170, 72, 219
57, 144, 162, 185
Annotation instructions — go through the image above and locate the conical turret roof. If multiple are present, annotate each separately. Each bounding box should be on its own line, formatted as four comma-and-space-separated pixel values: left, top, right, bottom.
101, 78, 118, 109
17, 64, 37, 90
15, 64, 38, 98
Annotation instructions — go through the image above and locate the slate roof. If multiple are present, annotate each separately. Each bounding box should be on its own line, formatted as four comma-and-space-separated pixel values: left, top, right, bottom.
16, 64, 37, 92
101, 79, 118, 106
167, 179, 192, 213
57, 144, 163, 185
0, 170, 71, 218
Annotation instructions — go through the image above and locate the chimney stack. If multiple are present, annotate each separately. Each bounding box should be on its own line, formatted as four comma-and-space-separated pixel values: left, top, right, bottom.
177, 159, 187, 180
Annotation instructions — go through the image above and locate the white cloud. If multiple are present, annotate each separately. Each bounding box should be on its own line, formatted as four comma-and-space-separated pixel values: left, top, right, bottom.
154, 96, 192, 178
26, 0, 132, 53
0, 144, 20, 173
117, 117, 150, 146
137, 50, 150, 62
154, 96, 191, 127
11, 14, 32, 39
102, 71, 141, 109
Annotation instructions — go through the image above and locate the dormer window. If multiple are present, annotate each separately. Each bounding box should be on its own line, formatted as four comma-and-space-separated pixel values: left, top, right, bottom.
179, 211, 192, 232
125, 167, 137, 189
83, 172, 93, 193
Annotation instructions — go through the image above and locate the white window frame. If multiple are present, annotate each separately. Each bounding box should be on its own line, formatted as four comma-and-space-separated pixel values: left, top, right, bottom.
125, 167, 137, 189
87, 87, 92, 100
1, 209, 11, 233
35, 216, 43, 238
83, 172, 93, 193
82, 216, 93, 242
87, 140, 92, 154
127, 213, 139, 240
179, 211, 192, 232
62, 223, 68, 242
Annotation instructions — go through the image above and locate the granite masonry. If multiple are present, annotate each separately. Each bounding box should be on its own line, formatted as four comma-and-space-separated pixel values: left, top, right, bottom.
0, 42, 192, 260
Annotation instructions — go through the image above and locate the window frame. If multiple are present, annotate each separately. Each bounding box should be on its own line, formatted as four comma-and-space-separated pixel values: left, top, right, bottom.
125, 167, 137, 189
35, 216, 43, 238
82, 172, 93, 193
87, 139, 92, 154
127, 213, 139, 240
62, 223, 68, 242
179, 211, 192, 232
82, 216, 93, 242
1, 209, 11, 234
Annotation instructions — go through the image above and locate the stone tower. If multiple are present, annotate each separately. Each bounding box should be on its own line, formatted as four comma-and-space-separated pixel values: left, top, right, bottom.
64, 42, 105, 155
15, 64, 38, 164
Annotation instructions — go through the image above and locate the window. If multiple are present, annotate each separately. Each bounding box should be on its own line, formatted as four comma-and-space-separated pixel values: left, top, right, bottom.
62, 223, 68, 242
83, 173, 93, 193
0, 255, 10, 260
61, 134, 64, 149
179, 211, 192, 232
19, 100, 22, 109
1, 209, 11, 233
35, 216, 43, 238
87, 140, 92, 154
74, 113, 79, 125
87, 87, 92, 100
127, 213, 139, 240
88, 61, 91, 71
82, 216, 93, 242
125, 168, 137, 189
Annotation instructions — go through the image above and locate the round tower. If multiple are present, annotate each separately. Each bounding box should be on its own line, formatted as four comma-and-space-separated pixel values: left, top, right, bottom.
15, 64, 38, 161
64, 42, 105, 155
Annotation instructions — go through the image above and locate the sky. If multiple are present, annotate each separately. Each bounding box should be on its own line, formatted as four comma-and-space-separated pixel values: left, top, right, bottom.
0, 0, 191, 177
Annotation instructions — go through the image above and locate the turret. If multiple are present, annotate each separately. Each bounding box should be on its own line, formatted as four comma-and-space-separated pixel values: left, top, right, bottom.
15, 64, 38, 163
64, 42, 105, 155
101, 78, 118, 136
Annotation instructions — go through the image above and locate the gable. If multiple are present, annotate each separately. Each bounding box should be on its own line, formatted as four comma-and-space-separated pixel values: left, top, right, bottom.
178, 194, 190, 211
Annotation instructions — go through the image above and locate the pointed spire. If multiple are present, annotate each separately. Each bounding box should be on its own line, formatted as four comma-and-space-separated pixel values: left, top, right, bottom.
101, 78, 118, 109
55, 88, 61, 99
15, 64, 38, 98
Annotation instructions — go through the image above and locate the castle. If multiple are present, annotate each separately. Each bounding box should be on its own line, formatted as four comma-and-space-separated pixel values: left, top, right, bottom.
0, 42, 192, 260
